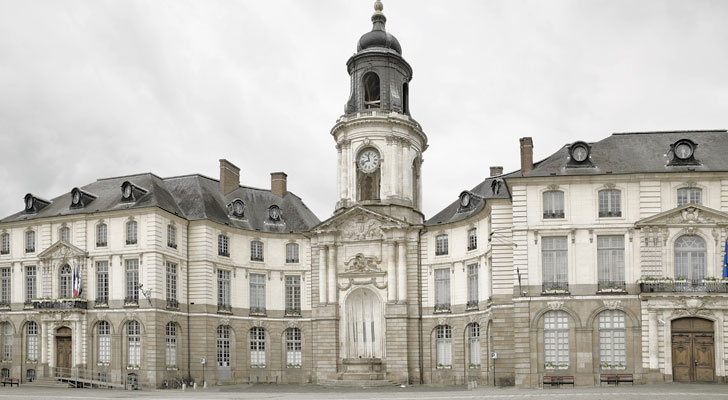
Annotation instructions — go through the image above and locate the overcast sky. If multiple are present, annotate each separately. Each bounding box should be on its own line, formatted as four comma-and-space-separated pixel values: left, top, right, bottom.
1, 0, 727, 221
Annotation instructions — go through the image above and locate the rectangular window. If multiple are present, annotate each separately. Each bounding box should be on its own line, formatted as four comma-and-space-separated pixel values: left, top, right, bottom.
543, 191, 565, 219
218, 235, 229, 257
544, 311, 569, 368
598, 190, 622, 217
25, 231, 35, 253
165, 323, 177, 367
167, 225, 177, 249
166, 262, 177, 308
25, 266, 36, 303
286, 243, 299, 263
434, 268, 450, 312
250, 273, 266, 315
2, 323, 12, 361
125, 259, 139, 304
0, 234, 8, 255
96, 261, 108, 303
126, 221, 137, 245
542, 236, 568, 291
435, 235, 448, 256
251, 241, 264, 262
599, 310, 626, 368
677, 187, 702, 206
59, 227, 70, 243
286, 328, 302, 367
96, 224, 107, 247
597, 235, 625, 291
285, 275, 301, 316
0, 268, 10, 306
467, 264, 478, 308
217, 269, 230, 311
26, 323, 38, 361
468, 228, 477, 251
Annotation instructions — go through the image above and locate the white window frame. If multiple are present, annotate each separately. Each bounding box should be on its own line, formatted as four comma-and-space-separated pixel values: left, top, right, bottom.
250, 327, 266, 368
544, 310, 569, 369
25, 265, 36, 303
125, 259, 139, 303
2, 322, 12, 361
26, 322, 38, 361
217, 325, 230, 367
674, 235, 706, 282
165, 323, 177, 367
435, 234, 448, 256
59, 265, 72, 298
250, 273, 266, 315
599, 310, 626, 369
167, 224, 177, 249
541, 236, 568, 291
285, 275, 300, 315
436, 325, 452, 368
286, 243, 299, 264
217, 234, 229, 257
0, 268, 10, 305
166, 262, 177, 307
59, 226, 70, 243
597, 235, 625, 290
542, 191, 565, 219
251, 241, 264, 262
217, 269, 230, 310
467, 264, 478, 308
96, 223, 107, 247
0, 233, 9, 255
25, 230, 35, 253
98, 321, 110, 364
286, 328, 302, 367
434, 268, 450, 312
126, 221, 138, 245
598, 189, 621, 218
96, 261, 108, 303
468, 228, 477, 251
469, 323, 480, 367
127, 321, 141, 368
677, 187, 702, 207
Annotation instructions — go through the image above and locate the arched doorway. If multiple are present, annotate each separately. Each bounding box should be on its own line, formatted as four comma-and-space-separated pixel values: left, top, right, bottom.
55, 327, 72, 377
671, 317, 714, 382
345, 288, 382, 359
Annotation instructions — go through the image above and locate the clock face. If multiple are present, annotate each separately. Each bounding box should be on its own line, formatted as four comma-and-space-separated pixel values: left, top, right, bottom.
358, 149, 380, 173
72, 191, 81, 205
572, 145, 588, 162
234, 201, 243, 216
460, 192, 471, 207
25, 197, 33, 210
675, 143, 693, 159
269, 206, 280, 220
123, 184, 132, 199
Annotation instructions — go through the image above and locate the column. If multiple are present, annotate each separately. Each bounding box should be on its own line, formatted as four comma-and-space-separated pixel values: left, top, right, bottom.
337, 143, 343, 200
397, 241, 407, 303
396, 139, 404, 197
319, 246, 327, 304
648, 309, 658, 370
41, 321, 48, 366
390, 138, 399, 197
402, 141, 411, 201
328, 245, 337, 304
387, 242, 396, 302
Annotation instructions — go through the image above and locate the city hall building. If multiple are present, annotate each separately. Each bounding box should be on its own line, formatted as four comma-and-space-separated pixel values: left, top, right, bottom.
1, 0, 728, 389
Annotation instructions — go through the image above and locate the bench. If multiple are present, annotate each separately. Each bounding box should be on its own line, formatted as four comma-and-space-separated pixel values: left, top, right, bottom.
543, 375, 574, 388
1, 378, 18, 387
600, 373, 633, 386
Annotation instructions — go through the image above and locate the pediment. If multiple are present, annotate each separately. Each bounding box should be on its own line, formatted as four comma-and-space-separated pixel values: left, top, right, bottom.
311, 206, 410, 241
636, 204, 728, 227
37, 240, 88, 260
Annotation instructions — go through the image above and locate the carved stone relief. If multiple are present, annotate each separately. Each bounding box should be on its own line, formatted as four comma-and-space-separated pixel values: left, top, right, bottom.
344, 253, 381, 273
340, 216, 384, 241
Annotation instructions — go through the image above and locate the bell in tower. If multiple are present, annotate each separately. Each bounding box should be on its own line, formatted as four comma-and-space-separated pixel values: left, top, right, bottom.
331, 0, 428, 223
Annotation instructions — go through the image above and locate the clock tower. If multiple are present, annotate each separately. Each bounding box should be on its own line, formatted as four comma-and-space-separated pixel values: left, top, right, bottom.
332, 0, 428, 224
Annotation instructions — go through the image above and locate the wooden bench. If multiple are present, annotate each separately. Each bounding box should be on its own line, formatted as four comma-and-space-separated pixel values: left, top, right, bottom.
1, 378, 19, 387
543, 375, 574, 388
600, 373, 633, 386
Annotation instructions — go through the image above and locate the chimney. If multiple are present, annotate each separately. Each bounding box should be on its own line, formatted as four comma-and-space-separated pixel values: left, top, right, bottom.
519, 137, 533, 174
271, 172, 288, 197
219, 159, 240, 195
490, 166, 503, 177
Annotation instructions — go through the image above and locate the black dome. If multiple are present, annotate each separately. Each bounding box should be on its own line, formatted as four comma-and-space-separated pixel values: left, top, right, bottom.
358, 29, 402, 54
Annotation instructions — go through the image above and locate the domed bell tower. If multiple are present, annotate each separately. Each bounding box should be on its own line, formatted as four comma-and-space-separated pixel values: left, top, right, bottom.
332, 0, 428, 224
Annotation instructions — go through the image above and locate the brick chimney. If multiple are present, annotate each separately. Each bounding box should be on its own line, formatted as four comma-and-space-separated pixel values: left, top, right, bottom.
271, 172, 288, 197
519, 137, 533, 174
219, 159, 240, 195
490, 166, 503, 177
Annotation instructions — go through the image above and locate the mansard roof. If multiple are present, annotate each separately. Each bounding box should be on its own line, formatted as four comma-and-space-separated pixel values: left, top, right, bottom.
0, 173, 320, 234
520, 130, 728, 178
425, 176, 510, 227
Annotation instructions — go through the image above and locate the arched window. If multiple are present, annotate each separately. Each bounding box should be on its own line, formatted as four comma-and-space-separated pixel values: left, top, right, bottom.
126, 221, 137, 245
127, 321, 140, 367
599, 310, 626, 369
362, 72, 380, 109
469, 323, 480, 367
285, 328, 302, 368
217, 326, 230, 367
165, 323, 177, 367
250, 327, 266, 368
98, 321, 110, 364
598, 189, 621, 217
286, 243, 299, 264
26, 321, 38, 361
251, 240, 264, 262
1, 322, 12, 361
544, 310, 569, 369
435, 325, 452, 368
675, 235, 706, 282
59, 226, 70, 243
96, 223, 107, 247
59, 265, 72, 298
677, 187, 702, 206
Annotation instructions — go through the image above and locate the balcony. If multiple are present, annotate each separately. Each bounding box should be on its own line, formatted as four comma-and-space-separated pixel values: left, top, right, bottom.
466, 300, 479, 310
249, 306, 266, 316
166, 299, 179, 309
31, 299, 88, 310
434, 303, 451, 313
218, 304, 231, 313
284, 307, 301, 317
640, 280, 728, 294
598, 281, 626, 293
542, 282, 569, 295
124, 296, 139, 306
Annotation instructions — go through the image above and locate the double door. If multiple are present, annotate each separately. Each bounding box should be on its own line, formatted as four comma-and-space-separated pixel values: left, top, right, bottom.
672, 332, 714, 382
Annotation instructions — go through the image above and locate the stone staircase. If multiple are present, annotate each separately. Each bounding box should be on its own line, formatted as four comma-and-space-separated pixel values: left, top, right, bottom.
318, 358, 401, 388
27, 376, 70, 388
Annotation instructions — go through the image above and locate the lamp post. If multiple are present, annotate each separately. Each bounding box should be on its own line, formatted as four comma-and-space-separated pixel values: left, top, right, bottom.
201, 357, 206, 388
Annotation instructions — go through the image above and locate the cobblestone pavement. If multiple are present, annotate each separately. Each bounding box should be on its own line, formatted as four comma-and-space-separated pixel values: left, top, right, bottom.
0, 383, 727, 400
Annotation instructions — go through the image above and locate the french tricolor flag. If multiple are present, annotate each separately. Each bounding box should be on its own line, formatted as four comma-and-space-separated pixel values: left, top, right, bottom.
73, 266, 82, 298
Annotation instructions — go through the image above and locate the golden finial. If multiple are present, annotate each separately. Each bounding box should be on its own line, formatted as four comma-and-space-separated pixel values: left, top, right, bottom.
374, 0, 383, 13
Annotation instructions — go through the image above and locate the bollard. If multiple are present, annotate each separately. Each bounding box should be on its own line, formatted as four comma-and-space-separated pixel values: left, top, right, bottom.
204, 381, 207, 389
193, 382, 197, 390
182, 383, 186, 391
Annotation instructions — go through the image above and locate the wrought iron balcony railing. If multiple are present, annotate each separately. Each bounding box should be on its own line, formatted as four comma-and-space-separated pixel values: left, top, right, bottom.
31, 299, 88, 310
434, 303, 451, 313
598, 281, 626, 292
542, 282, 569, 294
284, 307, 301, 317
166, 299, 179, 309
640, 280, 728, 293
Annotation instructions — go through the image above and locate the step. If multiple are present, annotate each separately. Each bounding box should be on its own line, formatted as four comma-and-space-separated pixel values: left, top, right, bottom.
27, 378, 69, 388
319, 379, 397, 388
342, 372, 384, 380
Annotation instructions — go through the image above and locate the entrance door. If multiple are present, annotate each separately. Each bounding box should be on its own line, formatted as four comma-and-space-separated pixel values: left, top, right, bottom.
56, 327, 72, 377
345, 288, 382, 359
671, 318, 714, 382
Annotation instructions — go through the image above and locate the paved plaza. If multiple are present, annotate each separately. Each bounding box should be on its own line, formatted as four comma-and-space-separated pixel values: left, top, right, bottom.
0, 383, 726, 400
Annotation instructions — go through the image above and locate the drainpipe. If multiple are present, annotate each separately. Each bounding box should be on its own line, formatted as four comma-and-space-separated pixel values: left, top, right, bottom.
417, 228, 424, 384
186, 219, 191, 383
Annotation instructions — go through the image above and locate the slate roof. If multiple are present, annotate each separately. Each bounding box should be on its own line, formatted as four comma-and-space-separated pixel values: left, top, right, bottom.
425, 176, 510, 227
1, 173, 320, 234
520, 130, 728, 178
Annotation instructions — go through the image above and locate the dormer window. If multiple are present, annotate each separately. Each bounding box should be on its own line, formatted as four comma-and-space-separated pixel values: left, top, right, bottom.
120, 181, 147, 203
567, 141, 593, 168
23, 194, 50, 214
669, 139, 700, 166
228, 200, 245, 219
70, 187, 96, 209
460, 192, 471, 208
268, 205, 281, 222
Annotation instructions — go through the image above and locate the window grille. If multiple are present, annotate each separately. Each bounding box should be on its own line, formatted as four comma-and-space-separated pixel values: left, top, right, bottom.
0, 268, 9, 306
467, 264, 478, 308
436, 325, 452, 367
167, 225, 177, 248
435, 235, 448, 256
98, 321, 110, 364
286, 328, 302, 367
218, 235, 229, 257
543, 191, 565, 219
166, 262, 177, 308
0, 234, 8, 255
25, 266, 36, 302
469, 323, 480, 366
25, 230, 35, 253
165, 323, 177, 367
26, 322, 38, 361
59, 227, 70, 242
2, 323, 12, 361
251, 241, 264, 262
675, 235, 706, 282
468, 228, 477, 251
127, 321, 140, 366
544, 311, 569, 368
96, 261, 108, 303
599, 310, 626, 368
598, 190, 621, 217
217, 325, 230, 367
250, 327, 266, 367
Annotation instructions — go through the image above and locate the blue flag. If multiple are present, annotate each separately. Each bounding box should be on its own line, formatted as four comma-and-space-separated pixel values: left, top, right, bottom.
723, 239, 728, 278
